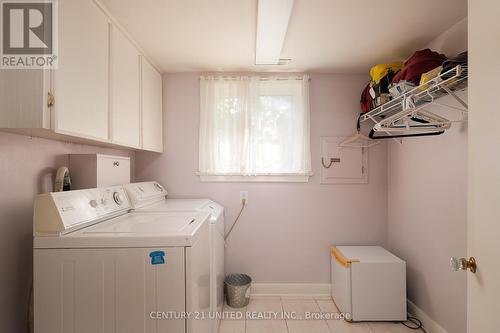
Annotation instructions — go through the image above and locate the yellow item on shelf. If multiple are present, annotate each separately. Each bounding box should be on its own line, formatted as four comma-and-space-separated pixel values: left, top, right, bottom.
419, 66, 443, 90
369, 62, 404, 83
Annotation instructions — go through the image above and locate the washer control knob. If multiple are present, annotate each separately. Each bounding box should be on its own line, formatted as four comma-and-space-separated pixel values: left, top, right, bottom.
154, 183, 163, 191
89, 200, 98, 208
113, 192, 122, 205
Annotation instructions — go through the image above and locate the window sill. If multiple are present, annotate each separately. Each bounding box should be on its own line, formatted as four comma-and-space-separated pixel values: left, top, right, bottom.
198, 174, 311, 183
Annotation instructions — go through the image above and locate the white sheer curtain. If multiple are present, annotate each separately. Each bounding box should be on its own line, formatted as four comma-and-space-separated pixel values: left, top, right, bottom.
199, 75, 311, 177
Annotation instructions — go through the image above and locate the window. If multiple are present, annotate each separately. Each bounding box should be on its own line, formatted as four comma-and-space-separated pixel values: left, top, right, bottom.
198, 75, 311, 182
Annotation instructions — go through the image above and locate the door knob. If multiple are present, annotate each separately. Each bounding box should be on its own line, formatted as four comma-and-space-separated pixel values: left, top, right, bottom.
450, 257, 477, 273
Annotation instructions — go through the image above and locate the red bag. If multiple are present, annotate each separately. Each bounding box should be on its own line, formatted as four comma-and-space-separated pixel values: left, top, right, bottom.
392, 49, 447, 85
360, 82, 373, 113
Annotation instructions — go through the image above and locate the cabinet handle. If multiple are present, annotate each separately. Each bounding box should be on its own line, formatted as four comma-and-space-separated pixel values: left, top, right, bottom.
113, 161, 120, 167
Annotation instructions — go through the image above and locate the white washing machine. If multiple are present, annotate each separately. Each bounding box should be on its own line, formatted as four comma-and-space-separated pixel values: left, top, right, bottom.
123, 182, 225, 333
33, 185, 211, 333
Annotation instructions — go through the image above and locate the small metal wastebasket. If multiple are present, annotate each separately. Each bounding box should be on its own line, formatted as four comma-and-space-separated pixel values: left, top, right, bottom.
224, 273, 252, 308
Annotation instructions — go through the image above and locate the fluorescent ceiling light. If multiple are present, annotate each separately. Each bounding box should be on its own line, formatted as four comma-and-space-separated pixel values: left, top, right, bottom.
255, 0, 294, 65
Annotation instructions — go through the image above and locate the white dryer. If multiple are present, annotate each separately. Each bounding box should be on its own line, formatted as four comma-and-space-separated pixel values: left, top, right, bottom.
123, 182, 225, 333
33, 185, 211, 333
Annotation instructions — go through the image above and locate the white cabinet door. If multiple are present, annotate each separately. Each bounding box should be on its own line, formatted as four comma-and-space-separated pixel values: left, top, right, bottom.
53, 0, 109, 141
110, 26, 140, 147
141, 57, 163, 152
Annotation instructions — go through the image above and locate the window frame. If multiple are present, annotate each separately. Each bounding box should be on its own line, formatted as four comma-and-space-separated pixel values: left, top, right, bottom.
198, 75, 312, 183
197, 174, 311, 183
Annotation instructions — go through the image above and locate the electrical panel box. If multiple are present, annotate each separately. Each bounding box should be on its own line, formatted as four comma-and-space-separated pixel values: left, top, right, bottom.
320, 137, 368, 184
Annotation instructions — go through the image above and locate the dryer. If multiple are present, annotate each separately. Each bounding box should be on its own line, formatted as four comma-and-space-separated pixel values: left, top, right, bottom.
33, 185, 211, 333
123, 182, 225, 333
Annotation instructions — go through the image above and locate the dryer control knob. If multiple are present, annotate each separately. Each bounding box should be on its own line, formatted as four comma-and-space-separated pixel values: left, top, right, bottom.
89, 200, 98, 208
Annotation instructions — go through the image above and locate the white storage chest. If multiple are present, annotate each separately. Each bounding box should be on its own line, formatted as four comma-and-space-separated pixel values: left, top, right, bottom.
331, 246, 407, 321
69, 154, 131, 190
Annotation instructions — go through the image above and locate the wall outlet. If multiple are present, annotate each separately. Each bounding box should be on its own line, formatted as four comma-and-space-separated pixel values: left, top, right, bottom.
240, 191, 248, 204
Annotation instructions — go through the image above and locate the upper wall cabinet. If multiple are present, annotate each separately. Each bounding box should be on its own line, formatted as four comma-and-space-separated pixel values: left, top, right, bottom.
110, 25, 141, 148
0, 0, 163, 152
141, 57, 163, 152
53, 0, 110, 141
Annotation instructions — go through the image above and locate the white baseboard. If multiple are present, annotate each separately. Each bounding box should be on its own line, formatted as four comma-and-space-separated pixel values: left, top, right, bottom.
250, 283, 331, 297
407, 300, 448, 333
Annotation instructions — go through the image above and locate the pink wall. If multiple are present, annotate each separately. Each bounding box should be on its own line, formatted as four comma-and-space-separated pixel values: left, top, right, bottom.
386, 18, 468, 333
135, 73, 388, 283
0, 132, 134, 333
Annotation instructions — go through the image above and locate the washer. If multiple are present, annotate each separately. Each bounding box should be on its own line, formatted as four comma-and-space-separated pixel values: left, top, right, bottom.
123, 181, 225, 333
33, 185, 211, 333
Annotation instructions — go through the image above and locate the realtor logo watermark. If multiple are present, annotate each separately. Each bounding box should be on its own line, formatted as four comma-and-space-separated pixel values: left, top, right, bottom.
1, 0, 58, 68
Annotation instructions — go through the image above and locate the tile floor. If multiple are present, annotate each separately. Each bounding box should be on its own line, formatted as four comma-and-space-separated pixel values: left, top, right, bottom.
218, 297, 420, 333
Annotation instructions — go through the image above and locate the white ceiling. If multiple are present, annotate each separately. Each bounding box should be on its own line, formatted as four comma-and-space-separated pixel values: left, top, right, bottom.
100, 0, 467, 74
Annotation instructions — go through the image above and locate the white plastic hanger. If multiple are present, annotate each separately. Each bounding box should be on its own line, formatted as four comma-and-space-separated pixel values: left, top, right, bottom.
373, 107, 451, 134
338, 132, 380, 148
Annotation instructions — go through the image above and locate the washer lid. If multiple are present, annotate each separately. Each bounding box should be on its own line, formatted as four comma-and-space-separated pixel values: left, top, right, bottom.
148, 199, 223, 217
84, 212, 199, 234
34, 211, 210, 248
138, 199, 225, 236
162, 199, 210, 211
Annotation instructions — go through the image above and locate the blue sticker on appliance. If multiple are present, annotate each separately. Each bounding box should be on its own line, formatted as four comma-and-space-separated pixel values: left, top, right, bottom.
149, 251, 165, 265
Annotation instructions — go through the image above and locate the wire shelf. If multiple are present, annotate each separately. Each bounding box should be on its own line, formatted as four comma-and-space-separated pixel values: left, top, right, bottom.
359, 65, 468, 125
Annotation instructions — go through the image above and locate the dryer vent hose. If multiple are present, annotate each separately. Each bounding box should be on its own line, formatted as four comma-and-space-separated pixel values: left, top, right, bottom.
54, 166, 71, 192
